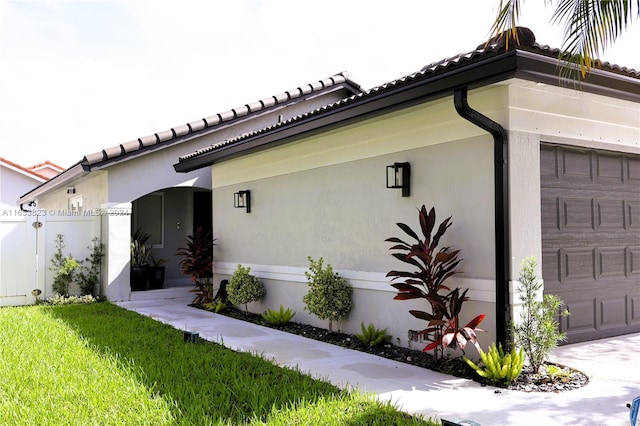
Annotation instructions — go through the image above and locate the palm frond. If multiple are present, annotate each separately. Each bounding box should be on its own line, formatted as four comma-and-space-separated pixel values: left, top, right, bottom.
552, 0, 639, 79
488, 0, 524, 48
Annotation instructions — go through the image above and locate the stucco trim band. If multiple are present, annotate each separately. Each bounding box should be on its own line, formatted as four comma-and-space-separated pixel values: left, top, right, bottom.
214, 262, 496, 303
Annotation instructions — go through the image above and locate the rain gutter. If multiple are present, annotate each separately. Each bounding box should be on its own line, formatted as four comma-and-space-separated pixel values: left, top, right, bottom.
453, 87, 510, 348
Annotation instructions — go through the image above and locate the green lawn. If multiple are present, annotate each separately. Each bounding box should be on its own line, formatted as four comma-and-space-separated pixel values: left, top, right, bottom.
0, 303, 437, 425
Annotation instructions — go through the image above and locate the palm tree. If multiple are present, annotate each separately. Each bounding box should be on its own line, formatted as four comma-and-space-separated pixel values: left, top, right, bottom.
490, 0, 639, 80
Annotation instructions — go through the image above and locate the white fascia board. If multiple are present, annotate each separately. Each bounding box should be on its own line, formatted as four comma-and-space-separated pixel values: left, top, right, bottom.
17, 164, 89, 204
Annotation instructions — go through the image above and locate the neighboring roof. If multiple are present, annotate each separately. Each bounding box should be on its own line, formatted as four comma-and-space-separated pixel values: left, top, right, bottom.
18, 72, 362, 204
0, 157, 47, 182
79, 72, 361, 171
27, 161, 65, 179
175, 28, 640, 173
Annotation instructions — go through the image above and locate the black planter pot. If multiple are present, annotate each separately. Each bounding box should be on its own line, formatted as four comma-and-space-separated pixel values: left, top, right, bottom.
130, 266, 148, 291
148, 266, 165, 289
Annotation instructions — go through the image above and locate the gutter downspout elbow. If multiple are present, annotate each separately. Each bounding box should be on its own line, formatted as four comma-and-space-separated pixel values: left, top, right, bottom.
453, 87, 510, 349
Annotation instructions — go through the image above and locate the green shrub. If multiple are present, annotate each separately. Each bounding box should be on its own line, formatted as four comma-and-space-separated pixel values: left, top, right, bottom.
464, 342, 524, 383
49, 234, 81, 295
203, 300, 228, 313
78, 237, 104, 296
511, 256, 569, 373
303, 256, 353, 332
262, 305, 296, 325
355, 322, 391, 346
544, 364, 572, 382
46, 294, 100, 305
227, 264, 266, 312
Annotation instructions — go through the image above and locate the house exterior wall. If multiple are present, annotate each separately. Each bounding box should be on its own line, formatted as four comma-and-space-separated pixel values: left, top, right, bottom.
504, 80, 640, 336
504, 79, 639, 280
211, 89, 501, 348
37, 171, 108, 212
27, 85, 357, 303
209, 79, 640, 348
1, 166, 39, 209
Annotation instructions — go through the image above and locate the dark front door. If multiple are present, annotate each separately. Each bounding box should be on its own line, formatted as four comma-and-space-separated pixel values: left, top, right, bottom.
193, 191, 212, 237
541, 144, 640, 343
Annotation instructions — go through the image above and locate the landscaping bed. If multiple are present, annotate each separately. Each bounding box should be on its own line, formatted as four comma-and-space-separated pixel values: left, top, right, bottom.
211, 306, 589, 393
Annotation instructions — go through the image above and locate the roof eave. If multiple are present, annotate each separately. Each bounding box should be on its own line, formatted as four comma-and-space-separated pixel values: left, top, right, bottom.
175, 48, 640, 174
174, 50, 520, 173
515, 50, 640, 103
18, 164, 89, 204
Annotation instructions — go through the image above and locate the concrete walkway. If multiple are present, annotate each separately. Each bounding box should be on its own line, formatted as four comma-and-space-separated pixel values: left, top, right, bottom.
116, 297, 640, 426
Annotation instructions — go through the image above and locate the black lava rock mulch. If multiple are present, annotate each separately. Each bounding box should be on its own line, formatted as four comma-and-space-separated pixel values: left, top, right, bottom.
197, 305, 589, 393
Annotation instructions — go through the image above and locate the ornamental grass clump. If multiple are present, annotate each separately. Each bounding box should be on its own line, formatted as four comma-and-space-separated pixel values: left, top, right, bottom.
303, 256, 353, 332
227, 264, 266, 313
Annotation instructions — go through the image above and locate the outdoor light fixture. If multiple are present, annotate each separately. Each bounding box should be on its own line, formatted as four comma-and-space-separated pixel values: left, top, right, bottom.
183, 330, 199, 343
234, 190, 251, 213
386, 162, 410, 197
66, 186, 76, 194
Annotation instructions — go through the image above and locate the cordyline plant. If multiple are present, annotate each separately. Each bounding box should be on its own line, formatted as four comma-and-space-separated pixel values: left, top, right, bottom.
386, 205, 485, 360
177, 227, 216, 305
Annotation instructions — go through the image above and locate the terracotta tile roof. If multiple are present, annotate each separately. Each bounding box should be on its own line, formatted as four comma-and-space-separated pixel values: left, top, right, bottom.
0, 157, 48, 180
27, 160, 65, 172
81, 72, 361, 169
178, 28, 639, 164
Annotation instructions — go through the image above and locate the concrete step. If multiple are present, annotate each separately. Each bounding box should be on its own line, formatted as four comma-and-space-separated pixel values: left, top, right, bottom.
130, 284, 193, 302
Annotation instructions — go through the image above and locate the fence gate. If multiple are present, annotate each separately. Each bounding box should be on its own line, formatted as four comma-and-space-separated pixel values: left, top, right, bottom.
0, 213, 100, 306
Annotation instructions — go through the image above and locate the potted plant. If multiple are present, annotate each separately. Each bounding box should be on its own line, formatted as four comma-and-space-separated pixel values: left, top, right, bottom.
130, 228, 150, 291
148, 253, 168, 289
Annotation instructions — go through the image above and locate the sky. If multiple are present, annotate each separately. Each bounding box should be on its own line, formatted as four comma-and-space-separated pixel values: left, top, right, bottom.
1, 0, 639, 169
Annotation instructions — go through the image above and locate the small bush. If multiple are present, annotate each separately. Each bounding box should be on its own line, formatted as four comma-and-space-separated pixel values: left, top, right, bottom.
78, 237, 105, 296
227, 265, 266, 312
49, 234, 81, 295
203, 300, 228, 313
464, 342, 524, 383
262, 305, 296, 325
511, 256, 569, 373
46, 293, 100, 305
303, 256, 353, 332
355, 322, 391, 347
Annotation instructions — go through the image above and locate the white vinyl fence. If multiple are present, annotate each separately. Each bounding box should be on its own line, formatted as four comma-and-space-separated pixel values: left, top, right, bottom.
0, 212, 100, 306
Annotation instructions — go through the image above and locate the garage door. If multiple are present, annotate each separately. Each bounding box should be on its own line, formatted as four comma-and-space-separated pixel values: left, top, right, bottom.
541, 144, 640, 343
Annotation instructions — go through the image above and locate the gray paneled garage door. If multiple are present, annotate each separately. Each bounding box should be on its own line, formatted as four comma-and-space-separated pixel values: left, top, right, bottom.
541, 144, 640, 343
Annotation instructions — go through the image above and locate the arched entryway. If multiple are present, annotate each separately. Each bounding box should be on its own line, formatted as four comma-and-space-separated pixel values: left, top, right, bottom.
131, 186, 211, 292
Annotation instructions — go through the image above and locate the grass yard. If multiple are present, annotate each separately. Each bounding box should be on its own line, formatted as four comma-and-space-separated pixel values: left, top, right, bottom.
0, 302, 437, 425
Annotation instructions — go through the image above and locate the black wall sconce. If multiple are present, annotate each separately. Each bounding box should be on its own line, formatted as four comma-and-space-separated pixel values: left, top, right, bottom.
234, 190, 251, 213
386, 162, 410, 197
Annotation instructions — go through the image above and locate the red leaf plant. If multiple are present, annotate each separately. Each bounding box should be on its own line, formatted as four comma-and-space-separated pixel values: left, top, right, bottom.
176, 226, 216, 305
386, 205, 485, 360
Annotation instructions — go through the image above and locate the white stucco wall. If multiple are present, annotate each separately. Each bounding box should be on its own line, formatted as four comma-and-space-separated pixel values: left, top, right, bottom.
211, 90, 499, 348
208, 79, 640, 349
1, 164, 43, 209
37, 171, 108, 211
